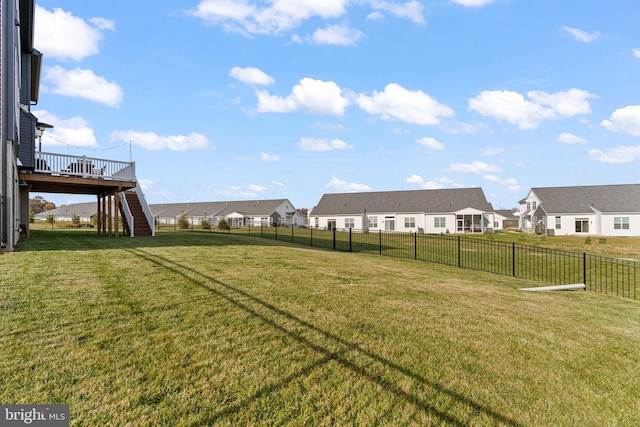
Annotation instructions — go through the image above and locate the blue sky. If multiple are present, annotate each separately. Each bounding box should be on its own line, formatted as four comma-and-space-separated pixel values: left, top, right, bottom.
32, 0, 640, 210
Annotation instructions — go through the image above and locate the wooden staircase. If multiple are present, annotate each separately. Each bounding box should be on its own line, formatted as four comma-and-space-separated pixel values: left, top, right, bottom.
121, 191, 153, 236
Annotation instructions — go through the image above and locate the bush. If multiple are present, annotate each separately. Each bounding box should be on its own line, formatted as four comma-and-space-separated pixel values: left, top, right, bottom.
201, 218, 211, 230
585, 237, 592, 245
177, 214, 190, 230
217, 218, 230, 230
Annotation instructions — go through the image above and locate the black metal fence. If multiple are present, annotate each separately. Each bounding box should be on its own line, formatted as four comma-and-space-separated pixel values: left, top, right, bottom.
165, 224, 639, 300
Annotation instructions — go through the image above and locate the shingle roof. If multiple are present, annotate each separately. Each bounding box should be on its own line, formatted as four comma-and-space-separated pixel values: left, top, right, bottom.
310, 188, 493, 216
532, 184, 640, 214
495, 209, 518, 218
150, 199, 293, 218
34, 201, 99, 219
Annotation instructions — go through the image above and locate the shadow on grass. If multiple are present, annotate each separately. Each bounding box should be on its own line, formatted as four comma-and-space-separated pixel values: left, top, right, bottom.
126, 247, 523, 426
16, 230, 284, 252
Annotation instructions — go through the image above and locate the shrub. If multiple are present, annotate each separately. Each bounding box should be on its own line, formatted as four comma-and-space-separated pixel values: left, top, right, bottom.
177, 214, 190, 230
201, 218, 211, 230
585, 237, 592, 245
217, 218, 230, 230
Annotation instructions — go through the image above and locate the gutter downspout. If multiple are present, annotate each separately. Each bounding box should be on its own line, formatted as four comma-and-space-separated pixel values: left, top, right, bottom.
1, 0, 11, 248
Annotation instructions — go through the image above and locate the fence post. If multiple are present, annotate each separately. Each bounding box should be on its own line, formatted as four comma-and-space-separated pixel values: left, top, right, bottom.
457, 235, 461, 268
414, 232, 417, 260
261, 223, 263, 237
275, 224, 278, 240
310, 226, 313, 246
512, 242, 516, 277
349, 228, 352, 252
291, 224, 294, 243
379, 230, 382, 256
333, 228, 336, 250
583, 252, 587, 289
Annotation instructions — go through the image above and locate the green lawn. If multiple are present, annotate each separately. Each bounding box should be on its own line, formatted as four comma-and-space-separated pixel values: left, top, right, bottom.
1, 230, 639, 426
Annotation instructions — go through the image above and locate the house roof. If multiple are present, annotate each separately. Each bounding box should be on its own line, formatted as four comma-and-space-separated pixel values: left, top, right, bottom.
150, 199, 295, 218
311, 188, 494, 216
495, 209, 519, 219
34, 201, 98, 219
531, 184, 640, 214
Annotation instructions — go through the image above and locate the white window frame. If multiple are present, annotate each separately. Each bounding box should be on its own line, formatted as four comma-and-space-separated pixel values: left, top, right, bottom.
614, 217, 630, 230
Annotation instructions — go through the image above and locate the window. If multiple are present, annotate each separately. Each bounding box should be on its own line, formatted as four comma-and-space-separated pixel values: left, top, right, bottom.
555, 216, 561, 229
404, 217, 416, 228
526, 202, 531, 210
614, 217, 630, 230
575, 219, 589, 233
315, 217, 319, 228
434, 217, 446, 228
368, 216, 378, 228
532, 201, 537, 210
345, 218, 355, 229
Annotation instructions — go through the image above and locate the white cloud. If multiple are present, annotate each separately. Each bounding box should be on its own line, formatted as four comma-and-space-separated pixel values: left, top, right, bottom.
482, 175, 521, 191
448, 161, 501, 174
451, 0, 495, 7
468, 89, 595, 129
111, 131, 210, 151
188, 0, 348, 34
562, 26, 600, 43
481, 146, 504, 156
298, 137, 353, 151
137, 178, 154, 191
406, 175, 459, 189
31, 110, 98, 147
589, 146, 640, 163
188, 0, 423, 35
601, 105, 640, 137
557, 133, 587, 144
261, 152, 280, 161
256, 78, 351, 115
35, 6, 114, 61
229, 67, 274, 85
247, 184, 268, 192
416, 137, 444, 150
369, 1, 425, 25
326, 177, 371, 192
357, 83, 454, 125
272, 180, 285, 187
633, 49, 640, 59
311, 24, 363, 46
43, 66, 123, 107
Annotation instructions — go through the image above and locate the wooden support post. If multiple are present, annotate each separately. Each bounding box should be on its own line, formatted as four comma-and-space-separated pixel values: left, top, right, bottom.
115, 191, 120, 237
108, 193, 113, 237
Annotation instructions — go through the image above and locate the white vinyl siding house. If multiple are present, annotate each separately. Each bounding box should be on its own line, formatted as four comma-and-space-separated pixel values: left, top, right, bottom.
309, 188, 495, 234
150, 199, 300, 228
519, 184, 640, 236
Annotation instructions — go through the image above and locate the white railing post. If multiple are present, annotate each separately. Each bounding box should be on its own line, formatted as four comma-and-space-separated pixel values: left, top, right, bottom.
119, 192, 134, 237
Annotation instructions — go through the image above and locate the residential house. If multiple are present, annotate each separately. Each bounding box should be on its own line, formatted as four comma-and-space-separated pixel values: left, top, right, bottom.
34, 202, 102, 223
309, 188, 495, 234
1, 0, 42, 249
151, 199, 300, 227
493, 209, 520, 230
519, 184, 640, 236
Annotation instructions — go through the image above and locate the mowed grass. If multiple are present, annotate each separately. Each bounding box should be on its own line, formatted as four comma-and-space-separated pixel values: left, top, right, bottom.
1, 230, 639, 426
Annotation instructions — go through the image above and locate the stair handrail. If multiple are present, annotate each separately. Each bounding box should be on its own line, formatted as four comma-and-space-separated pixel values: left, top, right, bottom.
134, 185, 155, 236
119, 191, 135, 237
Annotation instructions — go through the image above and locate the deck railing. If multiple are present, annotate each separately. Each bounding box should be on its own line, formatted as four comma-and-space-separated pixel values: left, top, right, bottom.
35, 152, 135, 181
